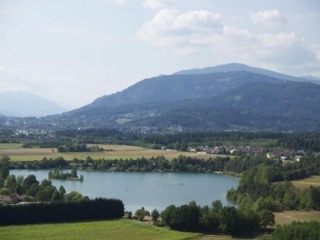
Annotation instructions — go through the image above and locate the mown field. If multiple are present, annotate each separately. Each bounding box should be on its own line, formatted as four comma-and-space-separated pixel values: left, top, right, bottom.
291, 175, 320, 189
0, 143, 222, 161
1, 219, 201, 240
0, 143, 23, 149
274, 210, 320, 225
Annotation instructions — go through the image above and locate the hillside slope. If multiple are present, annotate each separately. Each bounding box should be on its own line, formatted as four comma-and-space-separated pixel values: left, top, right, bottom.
57, 67, 320, 132
89, 71, 278, 107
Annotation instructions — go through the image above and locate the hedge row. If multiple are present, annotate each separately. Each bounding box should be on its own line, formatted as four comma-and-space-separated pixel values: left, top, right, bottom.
0, 198, 124, 225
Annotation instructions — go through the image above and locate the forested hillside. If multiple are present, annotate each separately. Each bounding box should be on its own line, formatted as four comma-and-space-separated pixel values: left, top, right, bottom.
53, 68, 320, 132
2, 64, 320, 132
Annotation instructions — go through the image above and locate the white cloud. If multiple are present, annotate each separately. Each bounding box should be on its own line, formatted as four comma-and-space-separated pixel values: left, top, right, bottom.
250, 10, 287, 26
257, 32, 317, 65
104, 0, 128, 6
310, 44, 320, 61
138, 8, 319, 71
143, 0, 177, 9
138, 9, 222, 49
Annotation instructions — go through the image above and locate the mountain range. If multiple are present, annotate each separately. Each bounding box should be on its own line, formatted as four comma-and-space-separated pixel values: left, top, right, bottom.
0, 92, 66, 117
53, 63, 320, 132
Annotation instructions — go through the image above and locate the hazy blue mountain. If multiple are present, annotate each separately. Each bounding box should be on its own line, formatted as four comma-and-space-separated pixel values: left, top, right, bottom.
174, 63, 318, 84
0, 91, 67, 117
300, 75, 320, 83
59, 66, 320, 132
90, 71, 278, 108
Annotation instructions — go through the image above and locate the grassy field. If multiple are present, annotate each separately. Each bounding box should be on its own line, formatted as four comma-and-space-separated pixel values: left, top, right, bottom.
3, 212, 318, 240
274, 176, 320, 225
291, 176, 320, 189
274, 210, 320, 225
1, 219, 201, 240
0, 143, 23, 149
0, 218, 258, 240
0, 143, 223, 161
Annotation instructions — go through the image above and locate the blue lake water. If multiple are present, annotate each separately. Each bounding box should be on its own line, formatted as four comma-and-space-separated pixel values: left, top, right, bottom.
11, 169, 239, 212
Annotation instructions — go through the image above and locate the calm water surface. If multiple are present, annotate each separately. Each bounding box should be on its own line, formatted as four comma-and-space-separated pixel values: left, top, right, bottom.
12, 169, 239, 212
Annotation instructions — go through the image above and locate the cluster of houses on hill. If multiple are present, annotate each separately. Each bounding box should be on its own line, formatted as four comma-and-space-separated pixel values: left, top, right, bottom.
187, 145, 320, 161
188, 145, 264, 156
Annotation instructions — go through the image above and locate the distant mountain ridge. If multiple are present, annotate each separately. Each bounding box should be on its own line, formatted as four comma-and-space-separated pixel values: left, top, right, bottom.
174, 63, 320, 84
300, 75, 320, 82
90, 71, 279, 108
56, 63, 320, 132
0, 92, 66, 117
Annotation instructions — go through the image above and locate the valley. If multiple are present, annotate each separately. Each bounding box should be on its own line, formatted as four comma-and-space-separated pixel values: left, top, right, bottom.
1, 64, 320, 132
1, 63, 320, 239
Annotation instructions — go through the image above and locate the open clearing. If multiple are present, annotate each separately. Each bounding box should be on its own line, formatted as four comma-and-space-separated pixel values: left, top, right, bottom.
1, 219, 201, 240
274, 210, 320, 225
291, 176, 320, 189
0, 143, 224, 161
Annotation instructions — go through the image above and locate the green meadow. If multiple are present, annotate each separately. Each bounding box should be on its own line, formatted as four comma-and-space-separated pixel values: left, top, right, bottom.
1, 219, 201, 240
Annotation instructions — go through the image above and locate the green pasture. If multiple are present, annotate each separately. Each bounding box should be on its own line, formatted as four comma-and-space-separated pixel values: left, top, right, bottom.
1, 219, 201, 240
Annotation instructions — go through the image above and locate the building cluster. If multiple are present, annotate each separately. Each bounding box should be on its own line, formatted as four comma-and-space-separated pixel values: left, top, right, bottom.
188, 145, 264, 156
188, 145, 320, 161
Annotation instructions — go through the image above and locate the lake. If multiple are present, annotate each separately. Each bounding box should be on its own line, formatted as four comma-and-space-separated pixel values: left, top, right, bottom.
11, 169, 239, 212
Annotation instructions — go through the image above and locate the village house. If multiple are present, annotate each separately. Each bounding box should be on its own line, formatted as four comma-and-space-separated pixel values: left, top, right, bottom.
0, 194, 23, 204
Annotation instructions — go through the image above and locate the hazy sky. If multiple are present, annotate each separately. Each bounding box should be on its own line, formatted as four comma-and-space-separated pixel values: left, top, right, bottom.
1, 0, 319, 109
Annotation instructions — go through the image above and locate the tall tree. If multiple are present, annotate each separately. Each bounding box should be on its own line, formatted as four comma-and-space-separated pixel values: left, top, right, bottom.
151, 209, 160, 222
135, 207, 150, 221
257, 209, 275, 229
0, 155, 10, 188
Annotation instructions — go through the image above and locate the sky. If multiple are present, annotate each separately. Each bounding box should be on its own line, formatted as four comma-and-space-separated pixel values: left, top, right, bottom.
1, 0, 320, 109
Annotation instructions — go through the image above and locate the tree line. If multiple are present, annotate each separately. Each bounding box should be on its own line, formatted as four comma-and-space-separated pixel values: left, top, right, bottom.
1, 156, 87, 203
0, 198, 124, 225
2, 173, 88, 203
10, 154, 320, 183
23, 140, 103, 153
267, 221, 320, 240
16, 130, 320, 152
136, 200, 275, 236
